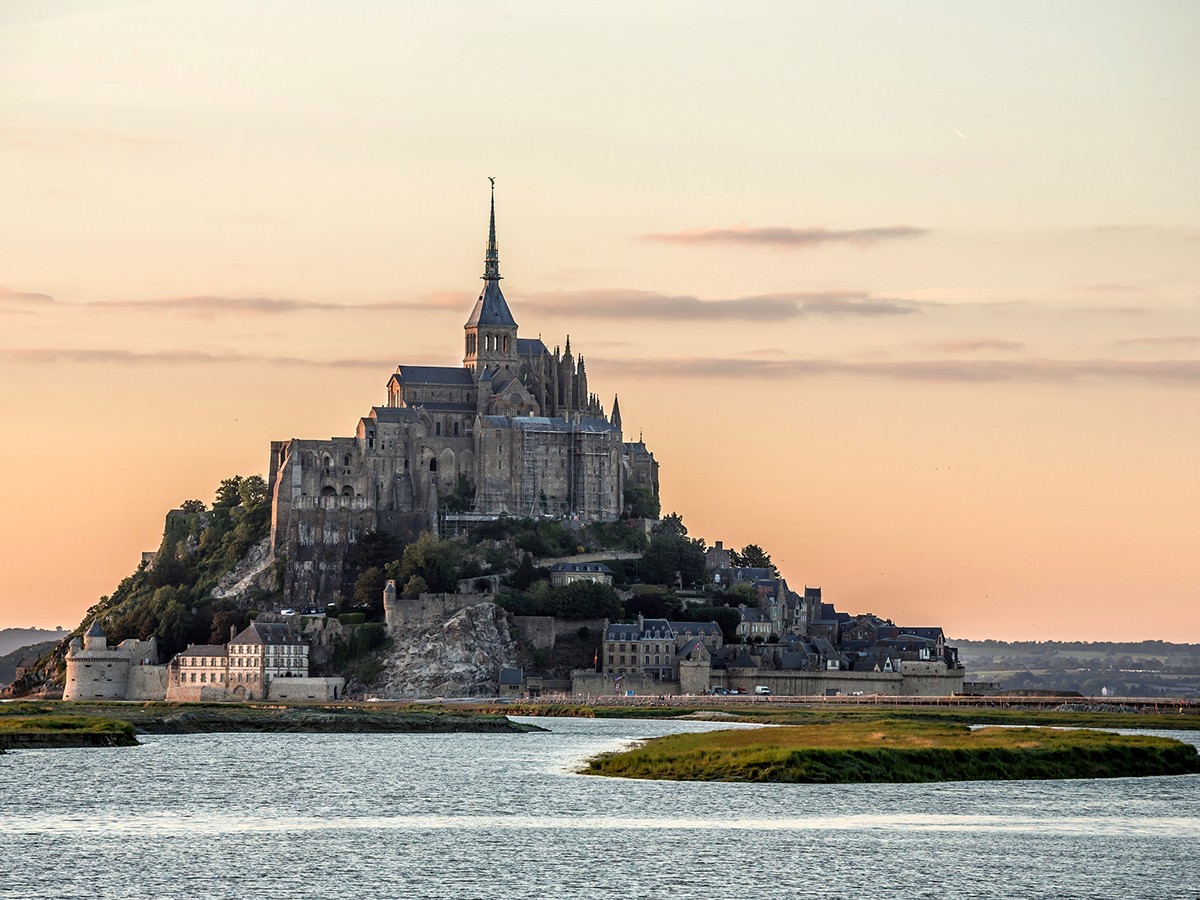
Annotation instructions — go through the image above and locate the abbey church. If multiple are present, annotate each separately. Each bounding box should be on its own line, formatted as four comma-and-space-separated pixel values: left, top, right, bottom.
268, 186, 659, 604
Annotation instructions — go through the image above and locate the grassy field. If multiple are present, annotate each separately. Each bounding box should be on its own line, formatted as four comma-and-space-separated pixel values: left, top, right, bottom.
0, 714, 138, 749
0, 701, 535, 736
583, 720, 1200, 783
465, 701, 1200, 731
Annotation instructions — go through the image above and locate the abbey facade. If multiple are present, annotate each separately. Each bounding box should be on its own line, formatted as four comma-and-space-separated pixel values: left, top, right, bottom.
268, 187, 659, 605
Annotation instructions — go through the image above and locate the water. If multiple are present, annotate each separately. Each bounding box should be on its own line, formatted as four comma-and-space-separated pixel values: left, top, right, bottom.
1, 717, 1198, 899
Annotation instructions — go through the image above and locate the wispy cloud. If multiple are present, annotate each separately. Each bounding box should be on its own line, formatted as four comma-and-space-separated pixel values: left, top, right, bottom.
522, 289, 922, 321
1082, 282, 1145, 293
643, 225, 929, 248
0, 286, 55, 305
92, 292, 468, 317
0, 347, 393, 368
1115, 335, 1200, 348
919, 338, 1025, 354
593, 355, 1200, 385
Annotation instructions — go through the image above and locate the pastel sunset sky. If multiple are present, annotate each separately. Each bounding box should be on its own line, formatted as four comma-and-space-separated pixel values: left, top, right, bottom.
2, 1, 1197, 640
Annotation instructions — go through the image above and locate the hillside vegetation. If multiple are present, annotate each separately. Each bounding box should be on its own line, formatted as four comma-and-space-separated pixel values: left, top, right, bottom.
14, 476, 275, 691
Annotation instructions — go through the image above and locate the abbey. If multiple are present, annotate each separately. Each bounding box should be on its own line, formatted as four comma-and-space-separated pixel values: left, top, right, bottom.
268, 186, 658, 605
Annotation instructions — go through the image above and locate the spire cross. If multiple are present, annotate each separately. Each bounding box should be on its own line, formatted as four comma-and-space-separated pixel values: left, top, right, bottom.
483, 177, 501, 281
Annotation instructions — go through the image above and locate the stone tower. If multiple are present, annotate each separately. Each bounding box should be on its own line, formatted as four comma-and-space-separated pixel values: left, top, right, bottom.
463, 178, 518, 372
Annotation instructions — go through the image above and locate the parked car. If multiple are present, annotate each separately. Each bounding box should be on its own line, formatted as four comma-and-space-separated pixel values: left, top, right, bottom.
754, 685, 772, 695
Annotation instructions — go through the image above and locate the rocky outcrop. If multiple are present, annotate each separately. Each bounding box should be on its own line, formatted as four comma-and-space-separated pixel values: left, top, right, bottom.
375, 602, 518, 698
211, 537, 277, 602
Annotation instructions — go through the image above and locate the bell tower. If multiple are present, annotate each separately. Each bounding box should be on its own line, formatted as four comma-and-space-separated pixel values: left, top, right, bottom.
464, 178, 519, 372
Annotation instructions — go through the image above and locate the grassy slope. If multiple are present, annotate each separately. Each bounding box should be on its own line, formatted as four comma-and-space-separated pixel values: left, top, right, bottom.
584, 720, 1200, 783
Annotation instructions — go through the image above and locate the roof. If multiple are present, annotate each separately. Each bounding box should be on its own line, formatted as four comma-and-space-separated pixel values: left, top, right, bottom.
230, 622, 306, 646
396, 365, 475, 386
550, 562, 613, 574
465, 279, 517, 328
180, 644, 228, 658
416, 401, 476, 413
368, 407, 422, 424
499, 667, 523, 685
667, 621, 722, 636
85, 620, 106, 638
517, 338, 549, 358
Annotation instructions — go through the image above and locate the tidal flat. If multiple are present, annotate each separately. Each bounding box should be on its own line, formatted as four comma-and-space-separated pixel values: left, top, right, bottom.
582, 719, 1200, 783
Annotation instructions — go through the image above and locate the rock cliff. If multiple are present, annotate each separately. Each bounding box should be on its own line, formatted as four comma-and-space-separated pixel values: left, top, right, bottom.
375, 602, 518, 698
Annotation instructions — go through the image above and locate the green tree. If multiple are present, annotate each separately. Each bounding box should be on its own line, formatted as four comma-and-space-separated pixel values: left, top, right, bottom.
623, 484, 661, 519
237, 474, 269, 510
443, 474, 476, 513
640, 532, 707, 588
395, 532, 463, 593
511, 552, 538, 591
353, 566, 388, 619
733, 543, 778, 575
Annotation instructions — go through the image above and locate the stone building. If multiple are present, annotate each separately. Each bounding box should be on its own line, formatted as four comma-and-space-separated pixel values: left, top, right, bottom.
63, 620, 162, 701
268, 184, 659, 607
169, 622, 319, 701
548, 561, 613, 587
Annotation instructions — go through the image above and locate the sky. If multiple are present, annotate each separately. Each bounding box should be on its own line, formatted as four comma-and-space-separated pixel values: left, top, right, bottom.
1, 0, 1197, 640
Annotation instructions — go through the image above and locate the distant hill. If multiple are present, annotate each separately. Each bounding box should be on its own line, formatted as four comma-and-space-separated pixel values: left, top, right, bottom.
0, 628, 64, 658
0, 640, 58, 686
953, 638, 1200, 698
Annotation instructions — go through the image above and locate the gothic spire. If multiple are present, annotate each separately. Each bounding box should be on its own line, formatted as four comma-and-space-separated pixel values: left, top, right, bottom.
611, 394, 622, 431
482, 176, 501, 281
465, 177, 517, 331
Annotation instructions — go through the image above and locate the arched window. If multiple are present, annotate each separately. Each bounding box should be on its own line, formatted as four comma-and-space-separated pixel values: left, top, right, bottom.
429, 458, 438, 472
343, 455, 350, 466
435, 421, 441, 436
453, 422, 460, 436
503, 336, 508, 352
342, 486, 353, 497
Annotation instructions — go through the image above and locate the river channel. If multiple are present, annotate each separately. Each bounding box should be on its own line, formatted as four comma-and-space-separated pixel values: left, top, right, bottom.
1, 716, 1197, 899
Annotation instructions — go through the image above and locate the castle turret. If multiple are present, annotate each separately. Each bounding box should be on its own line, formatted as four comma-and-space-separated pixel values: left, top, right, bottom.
463, 178, 518, 372
83, 619, 107, 651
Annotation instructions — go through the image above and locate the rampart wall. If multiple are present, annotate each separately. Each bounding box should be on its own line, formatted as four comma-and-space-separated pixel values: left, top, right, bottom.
385, 592, 494, 632
268, 677, 346, 701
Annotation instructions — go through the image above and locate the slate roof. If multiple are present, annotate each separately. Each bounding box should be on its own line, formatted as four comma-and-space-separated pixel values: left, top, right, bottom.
396, 365, 475, 386
368, 407, 421, 424
517, 338, 549, 358
416, 401, 477, 413
465, 280, 518, 328
499, 667, 523, 686
550, 562, 613, 574
85, 620, 106, 638
667, 621, 722, 637
604, 623, 642, 642
739, 608, 770, 623
231, 623, 305, 646
179, 644, 228, 658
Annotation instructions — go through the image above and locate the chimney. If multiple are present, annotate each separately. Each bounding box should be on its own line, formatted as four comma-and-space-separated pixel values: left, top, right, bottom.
230, 624, 237, 642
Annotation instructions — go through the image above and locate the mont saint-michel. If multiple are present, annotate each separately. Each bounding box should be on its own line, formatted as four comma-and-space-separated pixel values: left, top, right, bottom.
270, 183, 658, 608
13, 187, 965, 704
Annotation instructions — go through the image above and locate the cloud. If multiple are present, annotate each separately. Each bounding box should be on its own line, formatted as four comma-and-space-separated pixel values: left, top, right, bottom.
592, 355, 1200, 385
522, 289, 921, 322
0, 286, 55, 305
1116, 335, 1200, 348
643, 225, 928, 248
919, 338, 1025, 354
1082, 282, 1145, 292
0, 347, 393, 369
92, 292, 468, 316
